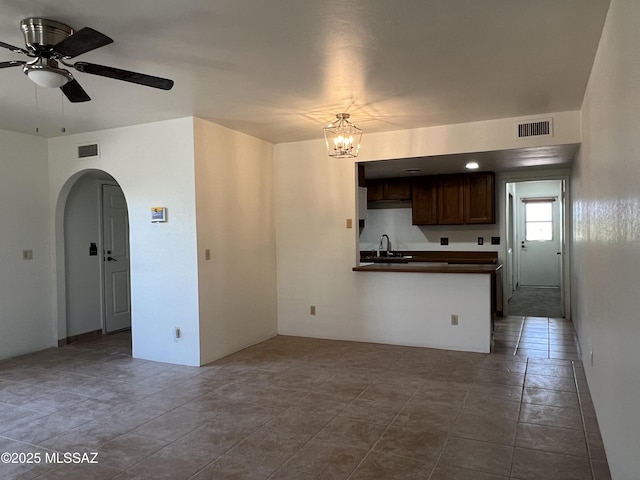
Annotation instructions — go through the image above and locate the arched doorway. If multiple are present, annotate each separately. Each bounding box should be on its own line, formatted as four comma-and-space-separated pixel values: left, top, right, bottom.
57, 169, 131, 345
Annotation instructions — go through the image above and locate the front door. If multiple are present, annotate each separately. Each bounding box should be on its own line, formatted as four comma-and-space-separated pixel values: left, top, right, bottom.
519, 198, 561, 287
102, 184, 131, 332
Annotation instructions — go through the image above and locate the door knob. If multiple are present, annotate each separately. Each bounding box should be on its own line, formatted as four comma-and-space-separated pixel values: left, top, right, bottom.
106, 256, 118, 262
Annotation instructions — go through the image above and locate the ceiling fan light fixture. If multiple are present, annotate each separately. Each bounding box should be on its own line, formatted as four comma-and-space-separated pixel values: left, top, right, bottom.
23, 59, 73, 88
26, 68, 71, 88
323, 113, 363, 158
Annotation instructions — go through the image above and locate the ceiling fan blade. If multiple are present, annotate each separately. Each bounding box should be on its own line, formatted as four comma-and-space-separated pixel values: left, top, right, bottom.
73, 61, 174, 90
0, 60, 26, 69
61, 78, 91, 102
52, 27, 113, 58
0, 40, 29, 56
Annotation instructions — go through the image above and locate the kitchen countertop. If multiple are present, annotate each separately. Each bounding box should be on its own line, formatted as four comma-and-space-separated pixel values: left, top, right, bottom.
353, 261, 502, 274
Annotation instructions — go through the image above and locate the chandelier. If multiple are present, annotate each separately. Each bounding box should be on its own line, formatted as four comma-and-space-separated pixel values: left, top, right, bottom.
323, 113, 363, 158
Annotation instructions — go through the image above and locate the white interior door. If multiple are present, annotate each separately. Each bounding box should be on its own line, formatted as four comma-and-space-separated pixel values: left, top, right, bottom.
519, 198, 561, 286
102, 184, 131, 333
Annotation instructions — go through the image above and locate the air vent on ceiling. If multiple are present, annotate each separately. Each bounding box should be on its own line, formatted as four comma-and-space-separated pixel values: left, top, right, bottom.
516, 118, 553, 139
77, 143, 99, 159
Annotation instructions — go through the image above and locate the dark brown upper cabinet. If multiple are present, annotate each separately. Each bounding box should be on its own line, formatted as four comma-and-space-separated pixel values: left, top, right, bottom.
367, 178, 411, 202
437, 174, 465, 225
411, 172, 495, 225
411, 176, 438, 225
464, 172, 495, 224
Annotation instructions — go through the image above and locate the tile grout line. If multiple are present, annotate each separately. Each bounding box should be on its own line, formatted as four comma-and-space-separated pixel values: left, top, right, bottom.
547, 317, 551, 359
423, 380, 473, 480
513, 316, 526, 356
266, 366, 390, 480
509, 355, 530, 478
344, 382, 426, 480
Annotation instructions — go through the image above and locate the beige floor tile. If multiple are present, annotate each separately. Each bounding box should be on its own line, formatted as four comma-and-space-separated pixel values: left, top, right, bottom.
0, 327, 611, 480
466, 382, 523, 402
429, 464, 509, 480
522, 386, 579, 409
524, 373, 577, 392
284, 440, 367, 480
373, 425, 448, 463
349, 451, 433, 479
315, 417, 386, 450
95, 433, 169, 470
462, 394, 521, 421
511, 447, 592, 480
516, 422, 588, 457
338, 397, 402, 426
129, 407, 216, 442
225, 427, 310, 470
190, 453, 278, 480
452, 413, 518, 445
519, 403, 583, 430
439, 437, 514, 477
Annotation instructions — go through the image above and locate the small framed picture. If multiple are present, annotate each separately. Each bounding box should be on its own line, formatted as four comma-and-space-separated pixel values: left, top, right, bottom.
151, 207, 167, 223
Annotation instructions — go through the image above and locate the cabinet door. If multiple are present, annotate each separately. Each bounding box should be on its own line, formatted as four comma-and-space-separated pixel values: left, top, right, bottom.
412, 176, 437, 225
438, 175, 464, 224
384, 178, 411, 200
366, 179, 384, 201
465, 172, 495, 224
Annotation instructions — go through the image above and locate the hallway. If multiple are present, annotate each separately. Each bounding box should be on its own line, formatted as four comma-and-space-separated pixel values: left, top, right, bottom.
507, 287, 562, 319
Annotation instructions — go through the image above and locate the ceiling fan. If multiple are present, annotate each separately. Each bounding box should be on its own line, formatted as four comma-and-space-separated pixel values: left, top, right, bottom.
0, 17, 174, 102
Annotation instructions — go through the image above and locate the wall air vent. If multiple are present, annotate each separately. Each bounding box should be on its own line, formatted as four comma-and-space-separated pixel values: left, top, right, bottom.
77, 143, 99, 159
515, 118, 553, 139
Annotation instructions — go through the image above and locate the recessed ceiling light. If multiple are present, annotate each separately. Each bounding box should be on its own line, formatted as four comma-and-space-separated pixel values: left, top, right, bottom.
465, 161, 479, 170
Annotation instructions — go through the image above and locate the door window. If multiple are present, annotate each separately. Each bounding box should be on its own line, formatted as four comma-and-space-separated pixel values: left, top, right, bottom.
525, 201, 553, 241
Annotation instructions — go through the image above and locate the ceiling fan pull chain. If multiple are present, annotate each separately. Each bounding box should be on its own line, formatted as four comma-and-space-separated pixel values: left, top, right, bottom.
60, 91, 66, 133
34, 84, 39, 134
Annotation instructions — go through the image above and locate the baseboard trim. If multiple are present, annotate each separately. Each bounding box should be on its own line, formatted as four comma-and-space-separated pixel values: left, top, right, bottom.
58, 329, 103, 347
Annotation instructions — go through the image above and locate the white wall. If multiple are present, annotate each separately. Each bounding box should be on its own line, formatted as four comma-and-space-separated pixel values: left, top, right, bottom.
193, 118, 278, 365
357, 110, 581, 163
48, 118, 202, 366
275, 112, 579, 348
0, 129, 53, 360
572, 0, 640, 477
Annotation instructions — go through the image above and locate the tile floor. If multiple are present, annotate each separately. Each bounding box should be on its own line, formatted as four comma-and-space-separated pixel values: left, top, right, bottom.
0, 318, 611, 479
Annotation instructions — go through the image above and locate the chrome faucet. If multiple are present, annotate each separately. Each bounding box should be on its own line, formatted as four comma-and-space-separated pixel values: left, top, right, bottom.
378, 234, 391, 257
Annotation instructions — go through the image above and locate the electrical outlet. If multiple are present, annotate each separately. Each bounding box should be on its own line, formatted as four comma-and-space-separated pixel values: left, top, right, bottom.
310, 305, 316, 315
478, 237, 484, 245
23, 250, 33, 260
491, 236, 500, 245
451, 314, 458, 326
205, 249, 211, 260
346, 218, 353, 229
440, 237, 449, 246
